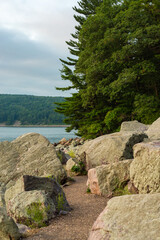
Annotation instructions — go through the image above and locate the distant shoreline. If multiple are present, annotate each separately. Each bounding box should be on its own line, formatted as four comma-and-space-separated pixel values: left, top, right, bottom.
0, 124, 70, 128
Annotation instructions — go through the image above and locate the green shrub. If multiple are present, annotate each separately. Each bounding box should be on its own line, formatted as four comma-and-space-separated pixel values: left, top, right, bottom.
86, 187, 91, 193
67, 150, 76, 158
26, 201, 50, 228
113, 181, 131, 196
71, 161, 87, 175
71, 164, 81, 173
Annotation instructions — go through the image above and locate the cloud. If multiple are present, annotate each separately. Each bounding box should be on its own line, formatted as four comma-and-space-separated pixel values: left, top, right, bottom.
0, 0, 77, 51
0, 0, 78, 96
0, 28, 74, 96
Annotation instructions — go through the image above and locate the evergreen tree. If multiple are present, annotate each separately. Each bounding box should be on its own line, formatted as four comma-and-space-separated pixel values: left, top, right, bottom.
56, 0, 103, 136
0, 94, 66, 125
78, 0, 160, 135
57, 0, 103, 91
57, 0, 160, 139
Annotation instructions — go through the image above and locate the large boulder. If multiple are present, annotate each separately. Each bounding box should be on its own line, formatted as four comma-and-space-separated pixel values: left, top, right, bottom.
88, 194, 160, 240
145, 117, 160, 140
78, 132, 147, 170
120, 120, 148, 132
5, 175, 71, 212
0, 186, 21, 240
87, 160, 132, 196
130, 141, 160, 194
5, 175, 71, 228
0, 133, 67, 187
8, 190, 55, 228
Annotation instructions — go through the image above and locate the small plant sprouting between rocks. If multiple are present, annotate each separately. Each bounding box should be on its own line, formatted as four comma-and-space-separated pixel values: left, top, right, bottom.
47, 175, 55, 180
113, 181, 131, 196
47, 174, 63, 185
71, 164, 80, 173
56, 192, 65, 212
71, 161, 87, 175
86, 186, 91, 193
25, 201, 51, 228
67, 150, 76, 159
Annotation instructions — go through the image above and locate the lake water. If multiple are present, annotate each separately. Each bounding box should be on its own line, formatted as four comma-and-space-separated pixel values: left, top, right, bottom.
0, 127, 77, 143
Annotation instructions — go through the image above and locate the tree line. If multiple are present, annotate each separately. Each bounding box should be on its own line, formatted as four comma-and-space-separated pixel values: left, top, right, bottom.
0, 94, 65, 125
56, 0, 160, 139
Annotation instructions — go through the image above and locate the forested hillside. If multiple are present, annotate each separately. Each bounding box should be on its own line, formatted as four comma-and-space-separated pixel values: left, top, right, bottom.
56, 0, 160, 139
0, 94, 65, 125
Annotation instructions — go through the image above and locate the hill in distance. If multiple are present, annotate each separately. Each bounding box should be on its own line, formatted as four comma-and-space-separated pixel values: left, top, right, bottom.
0, 94, 66, 126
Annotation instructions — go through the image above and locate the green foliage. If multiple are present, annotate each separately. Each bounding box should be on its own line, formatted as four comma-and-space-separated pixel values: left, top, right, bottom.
56, 0, 104, 139
71, 164, 81, 173
67, 150, 76, 158
26, 201, 50, 228
0, 94, 65, 125
56, 193, 65, 212
57, 0, 103, 93
104, 106, 130, 132
47, 175, 55, 180
86, 186, 91, 193
133, 94, 160, 124
57, 0, 160, 139
113, 181, 131, 197
71, 161, 87, 175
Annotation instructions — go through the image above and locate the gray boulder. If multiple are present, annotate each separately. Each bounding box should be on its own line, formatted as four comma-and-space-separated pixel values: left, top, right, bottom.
145, 117, 160, 140
88, 194, 160, 240
130, 141, 160, 194
87, 160, 132, 196
78, 132, 147, 170
0, 186, 21, 240
6, 175, 71, 210
120, 120, 148, 132
5, 175, 71, 228
0, 133, 67, 187
8, 190, 55, 228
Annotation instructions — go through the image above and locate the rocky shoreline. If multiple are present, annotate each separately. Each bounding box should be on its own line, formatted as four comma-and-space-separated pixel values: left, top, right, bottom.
0, 118, 160, 239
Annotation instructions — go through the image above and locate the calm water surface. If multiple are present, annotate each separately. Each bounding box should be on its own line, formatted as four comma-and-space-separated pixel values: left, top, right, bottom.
0, 127, 77, 143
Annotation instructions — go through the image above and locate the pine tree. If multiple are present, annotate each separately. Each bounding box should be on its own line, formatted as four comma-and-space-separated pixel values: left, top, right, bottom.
75, 0, 160, 136
57, 0, 103, 92
56, 0, 103, 136
57, 0, 160, 139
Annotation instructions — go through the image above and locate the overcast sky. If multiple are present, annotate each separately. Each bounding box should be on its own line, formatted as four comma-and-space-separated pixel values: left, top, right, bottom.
0, 0, 78, 97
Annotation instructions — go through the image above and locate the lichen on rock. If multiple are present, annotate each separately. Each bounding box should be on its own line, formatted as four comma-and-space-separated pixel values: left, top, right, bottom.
88, 194, 160, 240
87, 160, 132, 196
130, 141, 160, 194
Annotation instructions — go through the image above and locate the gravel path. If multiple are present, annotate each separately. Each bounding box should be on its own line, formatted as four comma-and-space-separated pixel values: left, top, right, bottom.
25, 176, 108, 240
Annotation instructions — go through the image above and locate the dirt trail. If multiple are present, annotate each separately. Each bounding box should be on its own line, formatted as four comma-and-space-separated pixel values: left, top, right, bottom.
25, 176, 108, 240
